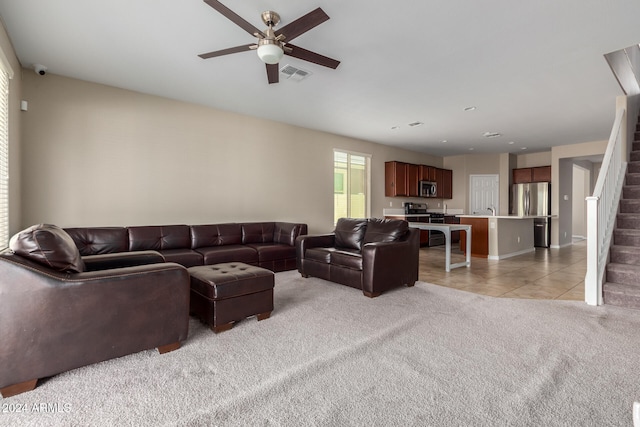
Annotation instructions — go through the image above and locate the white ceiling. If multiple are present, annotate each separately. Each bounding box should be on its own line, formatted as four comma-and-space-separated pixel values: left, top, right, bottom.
1, 0, 639, 157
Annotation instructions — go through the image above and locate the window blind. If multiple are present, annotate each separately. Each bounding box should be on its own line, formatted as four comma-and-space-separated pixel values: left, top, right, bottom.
0, 66, 8, 250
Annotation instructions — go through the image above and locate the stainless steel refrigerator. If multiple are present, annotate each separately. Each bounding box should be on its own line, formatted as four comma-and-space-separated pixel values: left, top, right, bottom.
511, 182, 551, 247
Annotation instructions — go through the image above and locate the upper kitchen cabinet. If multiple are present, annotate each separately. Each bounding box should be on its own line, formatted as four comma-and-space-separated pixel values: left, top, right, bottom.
440, 169, 453, 199
385, 161, 453, 199
513, 166, 551, 184
385, 161, 410, 196
407, 164, 420, 197
419, 165, 437, 182
532, 166, 551, 182
513, 168, 532, 184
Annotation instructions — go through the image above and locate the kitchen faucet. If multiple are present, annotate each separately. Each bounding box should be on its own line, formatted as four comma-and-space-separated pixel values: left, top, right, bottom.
487, 206, 496, 216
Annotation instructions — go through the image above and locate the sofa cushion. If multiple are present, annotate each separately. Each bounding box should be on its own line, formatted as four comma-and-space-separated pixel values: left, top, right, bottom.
305, 247, 333, 264
190, 223, 242, 248
160, 249, 203, 268
10, 224, 86, 273
363, 218, 409, 244
331, 250, 363, 270
65, 227, 128, 255
334, 218, 368, 251
273, 222, 300, 246
195, 245, 258, 265
247, 243, 296, 262
242, 222, 275, 244
128, 225, 191, 251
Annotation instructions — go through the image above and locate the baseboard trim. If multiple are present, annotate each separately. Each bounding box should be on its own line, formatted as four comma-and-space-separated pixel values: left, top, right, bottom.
488, 247, 535, 260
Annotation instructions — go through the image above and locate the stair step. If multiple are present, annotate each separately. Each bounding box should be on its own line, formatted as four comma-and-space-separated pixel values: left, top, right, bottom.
611, 245, 640, 264
620, 199, 640, 213
632, 151, 640, 162
606, 263, 640, 286
629, 162, 640, 174
634, 141, 640, 152
603, 281, 640, 309
626, 173, 640, 186
617, 213, 640, 229
614, 229, 640, 246
622, 185, 640, 199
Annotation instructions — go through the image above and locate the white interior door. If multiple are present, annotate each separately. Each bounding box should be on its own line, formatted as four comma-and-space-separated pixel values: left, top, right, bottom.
469, 175, 500, 215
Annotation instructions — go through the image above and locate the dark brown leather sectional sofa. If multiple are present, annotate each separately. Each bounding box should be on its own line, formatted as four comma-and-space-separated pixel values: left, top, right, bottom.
296, 218, 419, 297
65, 221, 308, 272
0, 221, 306, 397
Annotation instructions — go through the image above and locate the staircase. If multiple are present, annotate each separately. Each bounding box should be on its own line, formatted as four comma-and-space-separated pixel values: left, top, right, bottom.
603, 116, 640, 309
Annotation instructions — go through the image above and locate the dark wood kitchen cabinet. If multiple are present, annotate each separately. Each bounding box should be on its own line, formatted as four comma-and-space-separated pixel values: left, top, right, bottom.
459, 217, 489, 258
532, 166, 551, 182
440, 169, 453, 199
386, 161, 453, 199
513, 166, 551, 184
419, 165, 437, 182
385, 161, 409, 197
513, 168, 533, 184
407, 164, 420, 197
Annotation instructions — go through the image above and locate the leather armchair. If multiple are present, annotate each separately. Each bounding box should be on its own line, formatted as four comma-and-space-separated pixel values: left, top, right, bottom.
296, 218, 419, 297
0, 225, 190, 398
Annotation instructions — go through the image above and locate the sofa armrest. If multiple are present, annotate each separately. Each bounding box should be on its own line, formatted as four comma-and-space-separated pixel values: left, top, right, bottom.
0, 255, 190, 391
295, 234, 336, 259
361, 229, 419, 295
82, 250, 166, 271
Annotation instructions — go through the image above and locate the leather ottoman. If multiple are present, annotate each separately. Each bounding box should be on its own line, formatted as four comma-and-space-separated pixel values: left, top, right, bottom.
188, 263, 274, 333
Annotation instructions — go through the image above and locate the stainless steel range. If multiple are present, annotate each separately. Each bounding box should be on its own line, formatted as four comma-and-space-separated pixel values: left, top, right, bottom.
403, 203, 444, 247
427, 213, 445, 247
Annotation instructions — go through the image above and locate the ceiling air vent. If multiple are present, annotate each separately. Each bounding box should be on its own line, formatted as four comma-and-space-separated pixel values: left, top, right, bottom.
408, 121, 424, 127
482, 131, 502, 138
280, 64, 312, 82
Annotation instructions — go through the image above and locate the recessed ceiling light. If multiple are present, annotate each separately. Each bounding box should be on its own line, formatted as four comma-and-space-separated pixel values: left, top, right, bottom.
469, 148, 475, 151
508, 141, 515, 145
390, 126, 400, 130
464, 106, 476, 111
483, 131, 502, 138
407, 121, 424, 127
521, 147, 527, 150
441, 140, 448, 143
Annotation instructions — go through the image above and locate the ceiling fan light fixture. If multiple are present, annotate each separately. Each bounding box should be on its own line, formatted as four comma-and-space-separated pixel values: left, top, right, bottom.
257, 42, 284, 64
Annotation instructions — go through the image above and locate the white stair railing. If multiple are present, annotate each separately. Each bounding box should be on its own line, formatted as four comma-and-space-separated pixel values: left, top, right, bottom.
585, 108, 627, 305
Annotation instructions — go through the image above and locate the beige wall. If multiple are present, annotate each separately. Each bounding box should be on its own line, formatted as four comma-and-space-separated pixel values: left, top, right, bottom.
516, 151, 552, 168
551, 139, 607, 247
0, 22, 22, 238
443, 153, 502, 214
21, 72, 439, 234
572, 164, 590, 239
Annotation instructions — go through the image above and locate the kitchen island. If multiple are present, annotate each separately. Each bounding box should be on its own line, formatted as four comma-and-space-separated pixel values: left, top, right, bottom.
457, 215, 551, 259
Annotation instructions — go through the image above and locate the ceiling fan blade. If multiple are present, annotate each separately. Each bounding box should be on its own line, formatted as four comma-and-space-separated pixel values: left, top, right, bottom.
266, 63, 279, 84
276, 7, 329, 42
203, 0, 265, 38
285, 44, 340, 69
198, 43, 255, 59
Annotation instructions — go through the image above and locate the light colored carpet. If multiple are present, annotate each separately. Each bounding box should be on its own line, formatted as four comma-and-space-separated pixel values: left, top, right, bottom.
2, 270, 640, 426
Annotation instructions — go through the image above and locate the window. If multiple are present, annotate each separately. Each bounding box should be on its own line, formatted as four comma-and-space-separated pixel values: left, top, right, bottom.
0, 55, 10, 250
334, 150, 371, 224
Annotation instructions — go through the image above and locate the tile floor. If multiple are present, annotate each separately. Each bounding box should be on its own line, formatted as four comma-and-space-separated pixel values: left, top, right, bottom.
418, 239, 586, 300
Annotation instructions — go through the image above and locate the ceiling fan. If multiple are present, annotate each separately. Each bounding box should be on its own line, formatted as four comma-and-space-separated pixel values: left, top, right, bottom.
198, 0, 340, 84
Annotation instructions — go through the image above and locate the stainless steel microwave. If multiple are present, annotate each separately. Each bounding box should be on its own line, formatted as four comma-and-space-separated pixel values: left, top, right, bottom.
419, 181, 437, 197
